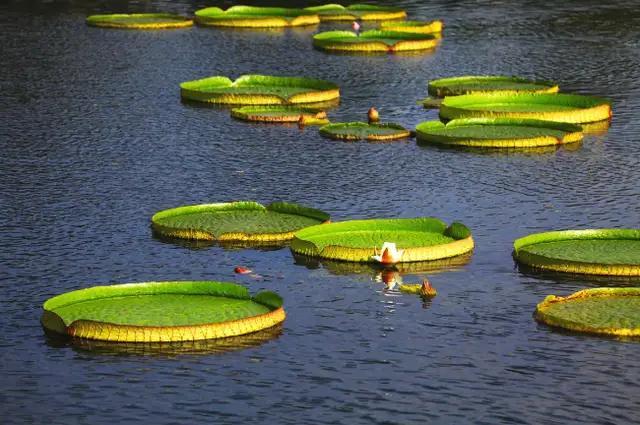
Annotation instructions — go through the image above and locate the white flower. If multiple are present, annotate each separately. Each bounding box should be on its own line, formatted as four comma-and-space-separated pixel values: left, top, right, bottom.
371, 242, 404, 264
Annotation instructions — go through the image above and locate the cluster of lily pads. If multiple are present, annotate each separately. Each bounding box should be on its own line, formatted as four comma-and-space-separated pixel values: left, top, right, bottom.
87, 4, 443, 54
42, 5, 639, 347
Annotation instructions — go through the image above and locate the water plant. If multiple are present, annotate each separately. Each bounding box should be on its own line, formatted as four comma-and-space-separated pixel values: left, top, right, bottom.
291, 217, 474, 263
514, 229, 640, 276
416, 118, 583, 149
304, 4, 407, 21
152, 201, 330, 243
86, 13, 193, 29
231, 106, 329, 124
380, 20, 443, 34
439, 92, 611, 124
535, 288, 640, 337
195, 6, 319, 28
421, 76, 558, 108
313, 30, 438, 53
180, 75, 340, 105
319, 122, 410, 141
41, 281, 286, 342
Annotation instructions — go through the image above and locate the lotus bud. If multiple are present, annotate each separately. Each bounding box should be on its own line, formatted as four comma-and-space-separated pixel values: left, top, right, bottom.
419, 278, 437, 298
234, 266, 252, 274
368, 107, 379, 123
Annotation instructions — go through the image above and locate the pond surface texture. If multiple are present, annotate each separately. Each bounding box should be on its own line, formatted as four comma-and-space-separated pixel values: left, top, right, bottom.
2, 0, 640, 424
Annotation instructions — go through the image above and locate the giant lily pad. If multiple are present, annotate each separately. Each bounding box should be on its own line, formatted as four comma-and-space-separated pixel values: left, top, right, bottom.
231, 106, 329, 124
290, 218, 474, 263
41, 281, 285, 342
514, 229, 640, 276
380, 20, 443, 34
180, 74, 340, 105
422, 76, 558, 108
429, 76, 558, 98
152, 201, 330, 243
86, 13, 193, 29
195, 6, 319, 27
416, 118, 583, 149
313, 30, 438, 53
440, 93, 612, 124
304, 4, 406, 21
535, 288, 640, 337
319, 122, 410, 141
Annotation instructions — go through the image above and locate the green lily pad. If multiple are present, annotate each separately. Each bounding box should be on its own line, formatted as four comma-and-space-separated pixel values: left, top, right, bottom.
380, 20, 443, 34
535, 288, 640, 337
86, 13, 193, 29
304, 4, 406, 21
416, 118, 583, 148
514, 229, 640, 276
151, 201, 330, 243
180, 74, 340, 105
440, 92, 612, 124
291, 218, 474, 263
313, 30, 438, 53
41, 281, 285, 342
428, 76, 558, 98
195, 6, 319, 27
319, 122, 410, 141
231, 106, 329, 124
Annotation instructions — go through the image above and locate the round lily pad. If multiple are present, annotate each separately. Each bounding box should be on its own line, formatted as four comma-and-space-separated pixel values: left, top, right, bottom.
313, 30, 438, 53
535, 288, 640, 337
180, 74, 340, 105
440, 93, 612, 124
41, 281, 286, 342
380, 20, 443, 34
195, 6, 319, 28
231, 106, 329, 124
290, 217, 474, 263
319, 122, 410, 141
152, 201, 330, 243
429, 76, 558, 98
86, 13, 193, 29
304, 4, 406, 21
416, 118, 583, 149
514, 229, 640, 276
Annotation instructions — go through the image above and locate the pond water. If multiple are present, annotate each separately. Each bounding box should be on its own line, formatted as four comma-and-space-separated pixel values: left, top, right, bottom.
2, 0, 640, 423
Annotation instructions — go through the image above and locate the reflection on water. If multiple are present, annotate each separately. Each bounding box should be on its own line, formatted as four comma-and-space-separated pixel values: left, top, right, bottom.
45, 325, 283, 357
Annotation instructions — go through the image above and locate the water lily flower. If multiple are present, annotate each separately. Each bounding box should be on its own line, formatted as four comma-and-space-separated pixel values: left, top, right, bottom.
352, 20, 361, 35
372, 242, 404, 264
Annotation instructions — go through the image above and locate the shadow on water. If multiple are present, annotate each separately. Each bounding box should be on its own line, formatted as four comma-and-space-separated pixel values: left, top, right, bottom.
516, 262, 640, 287
44, 325, 284, 357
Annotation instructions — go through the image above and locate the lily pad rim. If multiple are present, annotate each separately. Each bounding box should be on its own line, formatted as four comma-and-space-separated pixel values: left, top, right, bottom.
428, 75, 559, 96
535, 287, 640, 337
416, 117, 583, 134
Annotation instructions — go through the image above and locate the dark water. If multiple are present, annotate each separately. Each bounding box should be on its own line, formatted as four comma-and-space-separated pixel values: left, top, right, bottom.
2, 0, 640, 423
